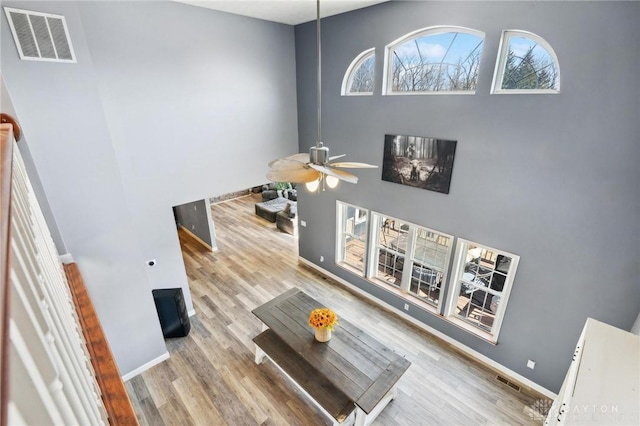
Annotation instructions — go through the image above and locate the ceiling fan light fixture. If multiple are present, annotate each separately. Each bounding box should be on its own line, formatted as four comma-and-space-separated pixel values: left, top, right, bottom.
305, 178, 320, 192
326, 174, 339, 188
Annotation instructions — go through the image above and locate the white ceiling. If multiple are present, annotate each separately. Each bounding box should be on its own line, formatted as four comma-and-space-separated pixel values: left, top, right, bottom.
174, 0, 389, 25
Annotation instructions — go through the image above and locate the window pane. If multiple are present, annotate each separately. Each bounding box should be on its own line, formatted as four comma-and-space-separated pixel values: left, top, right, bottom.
409, 227, 451, 306
456, 287, 496, 332
338, 203, 367, 273
413, 228, 450, 270
376, 217, 408, 287
344, 237, 366, 271
464, 246, 508, 292
451, 240, 519, 339
349, 54, 375, 93
501, 36, 558, 90
391, 30, 484, 92
410, 263, 443, 305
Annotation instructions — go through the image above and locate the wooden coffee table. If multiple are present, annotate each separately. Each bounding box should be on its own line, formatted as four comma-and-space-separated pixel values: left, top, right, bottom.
252, 288, 411, 426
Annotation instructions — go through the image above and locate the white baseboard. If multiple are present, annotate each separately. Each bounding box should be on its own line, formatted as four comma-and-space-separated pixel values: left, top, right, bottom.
298, 257, 556, 400
121, 352, 170, 382
59, 253, 74, 264
188, 309, 196, 317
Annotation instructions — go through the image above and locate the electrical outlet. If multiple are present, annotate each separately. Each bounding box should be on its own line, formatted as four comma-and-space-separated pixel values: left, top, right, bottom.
320, 256, 324, 262
193, 205, 197, 211
527, 359, 536, 369
404, 303, 409, 311
301, 220, 307, 227
191, 224, 195, 230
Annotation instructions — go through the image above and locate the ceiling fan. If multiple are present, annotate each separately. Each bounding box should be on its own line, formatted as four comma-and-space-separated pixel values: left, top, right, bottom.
266, 0, 377, 191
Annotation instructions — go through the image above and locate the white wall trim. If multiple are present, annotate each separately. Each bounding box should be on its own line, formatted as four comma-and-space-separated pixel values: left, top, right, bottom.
59, 253, 74, 264
178, 225, 213, 251
188, 309, 196, 318
121, 352, 170, 382
631, 311, 640, 335
298, 256, 556, 400
204, 198, 218, 251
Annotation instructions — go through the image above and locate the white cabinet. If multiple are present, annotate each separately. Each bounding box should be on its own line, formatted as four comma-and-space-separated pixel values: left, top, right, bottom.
546, 318, 639, 425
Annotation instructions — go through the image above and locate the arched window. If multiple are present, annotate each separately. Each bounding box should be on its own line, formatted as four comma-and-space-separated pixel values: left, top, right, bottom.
492, 30, 560, 93
383, 26, 485, 95
341, 48, 375, 96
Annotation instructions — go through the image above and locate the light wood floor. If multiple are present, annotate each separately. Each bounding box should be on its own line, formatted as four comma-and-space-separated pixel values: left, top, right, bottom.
125, 194, 547, 425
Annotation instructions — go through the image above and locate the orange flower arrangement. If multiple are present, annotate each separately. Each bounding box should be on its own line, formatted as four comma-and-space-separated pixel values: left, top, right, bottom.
308, 308, 338, 331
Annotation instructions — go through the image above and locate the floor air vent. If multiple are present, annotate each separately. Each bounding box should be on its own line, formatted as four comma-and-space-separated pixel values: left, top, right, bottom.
496, 375, 521, 392
4, 7, 76, 63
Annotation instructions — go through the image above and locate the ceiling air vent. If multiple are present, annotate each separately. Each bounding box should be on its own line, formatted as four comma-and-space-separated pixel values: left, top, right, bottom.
3, 7, 76, 63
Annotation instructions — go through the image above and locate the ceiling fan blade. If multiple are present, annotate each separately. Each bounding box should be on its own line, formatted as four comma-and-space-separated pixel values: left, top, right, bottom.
309, 164, 358, 184
329, 161, 378, 169
268, 158, 321, 183
285, 153, 310, 163
328, 167, 360, 184
267, 167, 321, 183
329, 154, 346, 161
268, 155, 307, 167
268, 158, 307, 171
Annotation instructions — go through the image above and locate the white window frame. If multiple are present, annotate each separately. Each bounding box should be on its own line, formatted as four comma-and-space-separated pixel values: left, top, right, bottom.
336, 201, 369, 274
366, 212, 454, 311
366, 212, 413, 289
409, 227, 454, 308
4, 7, 77, 63
491, 30, 560, 94
444, 239, 520, 341
382, 25, 485, 96
341, 48, 375, 96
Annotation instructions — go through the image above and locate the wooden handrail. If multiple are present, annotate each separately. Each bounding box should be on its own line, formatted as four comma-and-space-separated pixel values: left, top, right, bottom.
0, 120, 16, 426
0, 114, 21, 142
65, 263, 139, 425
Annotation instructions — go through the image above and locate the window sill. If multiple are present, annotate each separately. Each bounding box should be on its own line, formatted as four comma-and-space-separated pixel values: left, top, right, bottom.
342, 92, 373, 97
382, 90, 476, 96
446, 316, 497, 345
491, 89, 559, 95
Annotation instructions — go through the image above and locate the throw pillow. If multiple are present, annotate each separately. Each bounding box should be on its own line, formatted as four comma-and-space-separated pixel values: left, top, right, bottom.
288, 203, 297, 218
276, 182, 292, 190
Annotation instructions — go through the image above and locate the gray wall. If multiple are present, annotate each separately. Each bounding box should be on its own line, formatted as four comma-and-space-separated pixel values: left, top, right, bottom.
1, 1, 298, 376
1, 75, 66, 254
173, 199, 216, 249
75, 1, 297, 308
1, 2, 168, 376
295, 1, 640, 393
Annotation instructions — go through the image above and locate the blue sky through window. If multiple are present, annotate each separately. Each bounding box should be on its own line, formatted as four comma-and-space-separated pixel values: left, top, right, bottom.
394, 32, 483, 67
508, 36, 552, 64
391, 29, 484, 92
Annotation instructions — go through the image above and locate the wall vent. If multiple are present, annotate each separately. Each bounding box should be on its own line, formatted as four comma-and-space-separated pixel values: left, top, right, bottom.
496, 374, 521, 392
3, 7, 76, 63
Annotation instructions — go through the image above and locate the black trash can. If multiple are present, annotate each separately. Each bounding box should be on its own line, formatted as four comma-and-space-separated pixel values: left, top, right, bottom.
152, 288, 191, 338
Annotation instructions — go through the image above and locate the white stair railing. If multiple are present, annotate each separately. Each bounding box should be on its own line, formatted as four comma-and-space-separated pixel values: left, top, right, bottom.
7, 128, 108, 425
